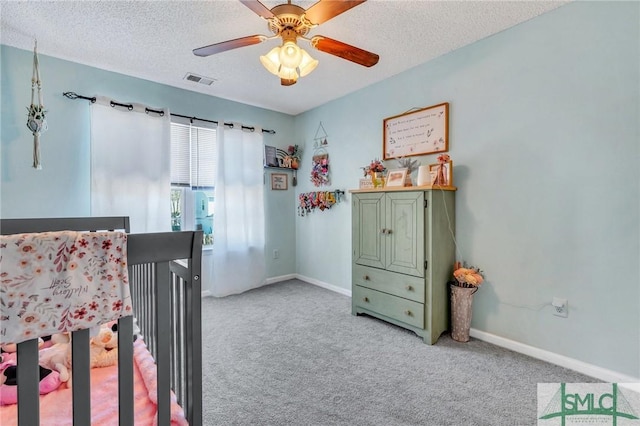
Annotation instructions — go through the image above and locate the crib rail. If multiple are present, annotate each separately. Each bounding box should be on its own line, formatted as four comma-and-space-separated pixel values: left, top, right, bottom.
0, 216, 130, 235
128, 231, 203, 425
1, 218, 202, 426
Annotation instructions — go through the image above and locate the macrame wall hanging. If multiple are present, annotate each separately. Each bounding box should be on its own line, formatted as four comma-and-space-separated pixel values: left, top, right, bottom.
313, 121, 328, 149
26, 40, 47, 169
310, 121, 330, 187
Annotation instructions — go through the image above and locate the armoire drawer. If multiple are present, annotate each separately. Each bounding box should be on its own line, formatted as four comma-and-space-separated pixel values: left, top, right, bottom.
353, 264, 424, 303
353, 285, 424, 329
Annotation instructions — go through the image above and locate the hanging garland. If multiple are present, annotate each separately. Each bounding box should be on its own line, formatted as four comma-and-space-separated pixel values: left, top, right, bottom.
310, 151, 330, 187
26, 40, 47, 169
297, 190, 345, 216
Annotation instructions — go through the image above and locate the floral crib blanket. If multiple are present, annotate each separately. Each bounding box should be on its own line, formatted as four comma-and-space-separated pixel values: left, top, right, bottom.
0, 231, 132, 345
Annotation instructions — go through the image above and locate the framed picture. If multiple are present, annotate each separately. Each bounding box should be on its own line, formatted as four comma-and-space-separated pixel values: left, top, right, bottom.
385, 169, 408, 188
383, 102, 449, 160
429, 161, 453, 186
264, 145, 279, 167
271, 173, 288, 190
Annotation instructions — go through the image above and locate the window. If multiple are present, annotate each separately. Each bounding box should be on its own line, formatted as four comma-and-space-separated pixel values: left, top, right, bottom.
170, 120, 217, 246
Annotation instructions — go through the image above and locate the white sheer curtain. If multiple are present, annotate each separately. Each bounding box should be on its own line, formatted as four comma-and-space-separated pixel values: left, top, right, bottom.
90, 98, 171, 233
211, 122, 266, 297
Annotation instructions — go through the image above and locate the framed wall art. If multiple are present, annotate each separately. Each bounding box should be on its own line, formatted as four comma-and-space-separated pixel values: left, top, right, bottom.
385, 169, 408, 188
264, 145, 279, 167
271, 173, 288, 190
383, 102, 449, 160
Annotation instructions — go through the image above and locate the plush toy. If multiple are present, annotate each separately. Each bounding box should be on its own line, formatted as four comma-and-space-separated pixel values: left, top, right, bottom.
38, 333, 71, 383
0, 340, 62, 405
89, 323, 119, 368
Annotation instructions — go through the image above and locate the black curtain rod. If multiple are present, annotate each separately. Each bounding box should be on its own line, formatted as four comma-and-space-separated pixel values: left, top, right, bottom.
62, 92, 276, 134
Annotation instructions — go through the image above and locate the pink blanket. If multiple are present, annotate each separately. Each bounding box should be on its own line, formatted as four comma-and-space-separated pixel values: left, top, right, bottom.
0, 338, 188, 426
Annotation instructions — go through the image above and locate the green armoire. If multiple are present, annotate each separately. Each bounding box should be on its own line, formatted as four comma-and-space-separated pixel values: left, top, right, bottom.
351, 188, 456, 344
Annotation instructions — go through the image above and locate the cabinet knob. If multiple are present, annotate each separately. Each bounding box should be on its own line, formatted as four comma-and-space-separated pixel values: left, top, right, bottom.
404, 310, 413, 317
363, 297, 370, 303
405, 285, 413, 291
386, 229, 393, 235
380, 228, 387, 234
363, 275, 370, 281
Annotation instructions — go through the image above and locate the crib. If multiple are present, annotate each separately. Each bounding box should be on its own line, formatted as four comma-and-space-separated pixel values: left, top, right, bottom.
0, 217, 203, 425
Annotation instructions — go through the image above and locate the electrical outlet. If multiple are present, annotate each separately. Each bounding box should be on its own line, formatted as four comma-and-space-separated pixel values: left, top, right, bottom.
273, 249, 279, 259
552, 297, 568, 317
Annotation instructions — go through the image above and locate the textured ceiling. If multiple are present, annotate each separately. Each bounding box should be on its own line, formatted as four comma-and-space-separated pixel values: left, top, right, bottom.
1, 0, 567, 115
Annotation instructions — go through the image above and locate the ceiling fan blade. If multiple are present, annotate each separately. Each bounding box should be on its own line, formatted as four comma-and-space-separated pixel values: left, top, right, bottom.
311, 36, 379, 67
304, 0, 366, 25
193, 35, 265, 57
239, 0, 275, 19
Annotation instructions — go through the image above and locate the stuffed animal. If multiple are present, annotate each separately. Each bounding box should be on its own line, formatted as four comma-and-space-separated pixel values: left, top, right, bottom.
89, 323, 119, 368
0, 340, 62, 405
38, 333, 71, 383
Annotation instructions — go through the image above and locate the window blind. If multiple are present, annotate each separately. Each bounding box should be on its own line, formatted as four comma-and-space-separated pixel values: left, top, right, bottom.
171, 123, 217, 189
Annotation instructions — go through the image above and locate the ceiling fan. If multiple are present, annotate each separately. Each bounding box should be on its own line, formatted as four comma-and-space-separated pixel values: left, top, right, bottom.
193, 0, 380, 86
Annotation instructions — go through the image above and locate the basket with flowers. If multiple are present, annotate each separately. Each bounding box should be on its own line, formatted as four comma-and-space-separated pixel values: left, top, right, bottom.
452, 261, 484, 289
450, 260, 484, 342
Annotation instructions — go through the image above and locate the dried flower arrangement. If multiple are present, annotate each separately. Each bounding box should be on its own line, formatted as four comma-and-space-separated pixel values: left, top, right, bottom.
452, 261, 484, 288
361, 159, 386, 177
396, 157, 419, 175
288, 144, 302, 160
437, 153, 451, 164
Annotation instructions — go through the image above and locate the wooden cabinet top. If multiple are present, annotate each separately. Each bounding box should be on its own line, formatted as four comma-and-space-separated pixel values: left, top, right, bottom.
349, 185, 457, 194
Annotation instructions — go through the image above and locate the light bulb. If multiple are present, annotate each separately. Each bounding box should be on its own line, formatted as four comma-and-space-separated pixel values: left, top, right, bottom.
279, 41, 302, 69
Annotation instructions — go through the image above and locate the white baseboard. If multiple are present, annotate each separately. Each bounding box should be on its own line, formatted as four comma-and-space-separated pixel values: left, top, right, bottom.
469, 328, 639, 383
265, 274, 297, 285
295, 274, 352, 297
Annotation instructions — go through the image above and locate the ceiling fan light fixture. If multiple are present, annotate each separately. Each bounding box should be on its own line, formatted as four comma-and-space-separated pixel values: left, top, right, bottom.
298, 49, 319, 77
259, 46, 281, 76
277, 65, 298, 81
279, 40, 302, 69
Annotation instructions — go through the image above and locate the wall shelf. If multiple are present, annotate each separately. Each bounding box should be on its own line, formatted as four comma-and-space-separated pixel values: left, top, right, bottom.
264, 166, 298, 172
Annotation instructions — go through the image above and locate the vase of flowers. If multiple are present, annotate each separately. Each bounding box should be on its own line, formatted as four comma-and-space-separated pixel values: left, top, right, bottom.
362, 159, 386, 188
288, 144, 302, 169
450, 261, 484, 342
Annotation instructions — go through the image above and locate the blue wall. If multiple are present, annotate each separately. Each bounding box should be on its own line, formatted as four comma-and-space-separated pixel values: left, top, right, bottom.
2, 1, 638, 378
293, 1, 639, 378
0, 45, 297, 280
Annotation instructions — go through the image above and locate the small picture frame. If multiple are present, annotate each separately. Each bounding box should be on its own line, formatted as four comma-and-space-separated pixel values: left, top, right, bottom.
271, 173, 288, 190
264, 145, 279, 167
429, 161, 453, 186
385, 169, 408, 188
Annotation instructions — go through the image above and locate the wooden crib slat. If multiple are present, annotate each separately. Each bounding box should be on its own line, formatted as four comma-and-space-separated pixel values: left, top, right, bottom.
118, 315, 135, 426
71, 328, 91, 425
186, 231, 203, 426
17, 338, 40, 426
156, 260, 171, 426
